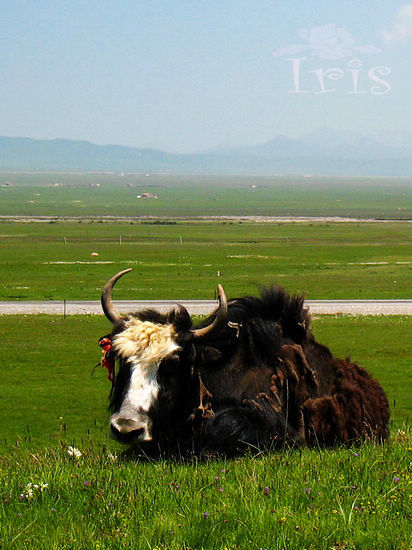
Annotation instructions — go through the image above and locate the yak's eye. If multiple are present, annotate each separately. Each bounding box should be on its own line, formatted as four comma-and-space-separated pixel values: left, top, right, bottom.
159, 390, 171, 401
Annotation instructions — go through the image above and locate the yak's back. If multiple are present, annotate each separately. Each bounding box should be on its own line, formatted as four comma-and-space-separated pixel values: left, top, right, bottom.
226, 285, 311, 344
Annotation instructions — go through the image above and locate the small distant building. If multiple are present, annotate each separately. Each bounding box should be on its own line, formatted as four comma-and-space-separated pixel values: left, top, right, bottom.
137, 192, 158, 199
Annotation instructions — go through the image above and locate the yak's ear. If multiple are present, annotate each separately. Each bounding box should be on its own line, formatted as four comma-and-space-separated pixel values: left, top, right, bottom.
172, 305, 193, 332
201, 346, 222, 363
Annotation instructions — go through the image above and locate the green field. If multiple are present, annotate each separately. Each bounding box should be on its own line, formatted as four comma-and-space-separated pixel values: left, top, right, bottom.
1, 173, 411, 549
1, 437, 410, 549
1, 172, 412, 218
0, 315, 410, 549
0, 221, 411, 301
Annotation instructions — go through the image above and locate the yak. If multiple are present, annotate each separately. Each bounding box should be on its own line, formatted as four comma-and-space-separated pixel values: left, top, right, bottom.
98, 268, 389, 455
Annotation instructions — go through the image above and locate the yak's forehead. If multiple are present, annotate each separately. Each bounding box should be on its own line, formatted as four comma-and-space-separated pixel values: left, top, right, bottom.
113, 318, 180, 363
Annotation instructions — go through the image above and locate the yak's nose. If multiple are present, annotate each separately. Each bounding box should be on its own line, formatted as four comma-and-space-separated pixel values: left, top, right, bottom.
110, 416, 152, 444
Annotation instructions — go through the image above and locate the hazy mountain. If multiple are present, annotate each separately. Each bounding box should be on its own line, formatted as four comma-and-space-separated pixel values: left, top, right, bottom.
299, 128, 403, 158
226, 135, 314, 158
369, 130, 412, 154
0, 131, 411, 176
0, 137, 176, 172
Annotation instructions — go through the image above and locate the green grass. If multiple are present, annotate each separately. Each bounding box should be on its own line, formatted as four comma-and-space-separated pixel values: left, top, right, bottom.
1, 437, 410, 549
0, 221, 411, 300
1, 173, 412, 218
0, 315, 410, 549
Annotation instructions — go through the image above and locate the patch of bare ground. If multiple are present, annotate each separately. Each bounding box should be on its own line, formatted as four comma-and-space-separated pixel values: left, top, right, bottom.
0, 215, 411, 224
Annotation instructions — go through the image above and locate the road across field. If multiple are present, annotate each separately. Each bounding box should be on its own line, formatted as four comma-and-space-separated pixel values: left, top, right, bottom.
0, 300, 411, 315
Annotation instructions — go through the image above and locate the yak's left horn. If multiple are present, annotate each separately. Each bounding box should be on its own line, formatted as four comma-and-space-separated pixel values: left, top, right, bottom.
191, 284, 228, 340
101, 268, 132, 323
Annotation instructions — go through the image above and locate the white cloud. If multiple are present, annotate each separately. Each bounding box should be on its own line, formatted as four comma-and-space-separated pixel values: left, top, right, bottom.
274, 23, 380, 60
381, 4, 412, 44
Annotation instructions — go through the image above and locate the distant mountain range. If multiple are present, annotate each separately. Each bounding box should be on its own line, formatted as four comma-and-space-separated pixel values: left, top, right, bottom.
1, 130, 411, 176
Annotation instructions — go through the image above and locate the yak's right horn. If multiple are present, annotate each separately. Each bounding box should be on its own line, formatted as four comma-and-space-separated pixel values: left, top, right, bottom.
101, 268, 132, 324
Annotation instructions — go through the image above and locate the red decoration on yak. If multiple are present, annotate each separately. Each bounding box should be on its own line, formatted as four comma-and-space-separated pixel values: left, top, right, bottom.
98, 337, 115, 382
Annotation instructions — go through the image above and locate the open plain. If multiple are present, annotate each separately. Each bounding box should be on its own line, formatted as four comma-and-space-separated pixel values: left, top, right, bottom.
0, 173, 410, 549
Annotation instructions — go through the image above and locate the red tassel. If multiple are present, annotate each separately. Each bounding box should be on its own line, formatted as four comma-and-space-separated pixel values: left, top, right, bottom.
98, 337, 115, 382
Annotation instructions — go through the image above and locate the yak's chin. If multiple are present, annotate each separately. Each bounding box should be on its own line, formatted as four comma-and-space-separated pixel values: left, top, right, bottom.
110, 425, 153, 445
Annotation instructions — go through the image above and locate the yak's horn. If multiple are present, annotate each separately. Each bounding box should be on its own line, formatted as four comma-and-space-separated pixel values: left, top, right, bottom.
101, 268, 132, 323
191, 284, 228, 339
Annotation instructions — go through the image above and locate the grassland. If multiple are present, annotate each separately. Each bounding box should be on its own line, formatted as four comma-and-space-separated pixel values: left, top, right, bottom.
1, 437, 410, 550
0, 314, 410, 549
0, 221, 411, 301
1, 172, 412, 218
1, 173, 411, 548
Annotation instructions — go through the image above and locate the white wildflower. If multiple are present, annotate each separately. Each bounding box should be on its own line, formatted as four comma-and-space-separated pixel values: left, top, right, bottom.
67, 446, 82, 458
20, 482, 48, 501
395, 429, 408, 441
107, 452, 118, 462
20, 488, 34, 501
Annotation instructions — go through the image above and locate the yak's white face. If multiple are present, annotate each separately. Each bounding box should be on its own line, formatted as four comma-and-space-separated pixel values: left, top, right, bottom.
110, 318, 181, 442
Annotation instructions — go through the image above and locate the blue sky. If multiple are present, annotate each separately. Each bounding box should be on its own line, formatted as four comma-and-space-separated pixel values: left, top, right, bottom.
1, 1, 411, 152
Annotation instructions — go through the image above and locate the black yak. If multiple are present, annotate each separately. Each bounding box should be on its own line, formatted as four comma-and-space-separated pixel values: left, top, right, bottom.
98, 269, 389, 454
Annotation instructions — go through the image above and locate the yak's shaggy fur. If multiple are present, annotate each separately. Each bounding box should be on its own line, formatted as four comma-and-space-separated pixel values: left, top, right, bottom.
104, 285, 389, 454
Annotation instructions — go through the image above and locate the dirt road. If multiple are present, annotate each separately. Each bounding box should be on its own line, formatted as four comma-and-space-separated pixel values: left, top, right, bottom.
1, 299, 411, 315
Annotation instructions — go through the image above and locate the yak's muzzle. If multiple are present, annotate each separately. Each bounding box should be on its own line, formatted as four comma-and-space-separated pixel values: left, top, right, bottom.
110, 414, 153, 444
